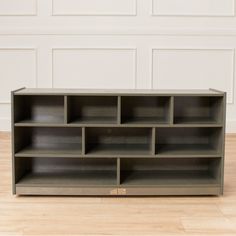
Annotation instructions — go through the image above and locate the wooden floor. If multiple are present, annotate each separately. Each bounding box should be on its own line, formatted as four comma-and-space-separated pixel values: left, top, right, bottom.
1, 132, 236, 236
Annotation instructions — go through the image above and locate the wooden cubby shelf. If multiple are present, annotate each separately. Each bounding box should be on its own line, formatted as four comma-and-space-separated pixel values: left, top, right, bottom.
155, 127, 222, 157
12, 88, 226, 196
16, 158, 117, 187
85, 127, 153, 156
15, 127, 82, 157
67, 96, 118, 125
121, 96, 171, 125
14, 95, 65, 125
120, 158, 221, 187
174, 96, 223, 125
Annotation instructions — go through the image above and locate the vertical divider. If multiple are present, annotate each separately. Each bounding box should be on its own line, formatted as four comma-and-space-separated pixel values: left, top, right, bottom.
152, 127, 156, 156
117, 96, 121, 125
11, 87, 25, 195
170, 96, 174, 125
11, 91, 16, 194
64, 95, 68, 124
82, 127, 86, 156
221, 92, 227, 195
117, 158, 120, 186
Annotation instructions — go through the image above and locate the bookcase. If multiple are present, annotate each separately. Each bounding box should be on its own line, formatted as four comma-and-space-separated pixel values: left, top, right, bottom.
12, 88, 226, 196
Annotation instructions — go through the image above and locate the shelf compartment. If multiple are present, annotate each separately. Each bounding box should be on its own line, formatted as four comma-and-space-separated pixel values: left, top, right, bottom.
174, 96, 223, 125
86, 127, 153, 156
67, 96, 118, 124
15, 157, 117, 187
120, 158, 221, 186
155, 127, 222, 156
121, 96, 171, 124
15, 127, 82, 157
14, 95, 65, 124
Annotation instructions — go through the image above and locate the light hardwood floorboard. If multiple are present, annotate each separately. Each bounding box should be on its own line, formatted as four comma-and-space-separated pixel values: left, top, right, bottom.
0, 132, 236, 236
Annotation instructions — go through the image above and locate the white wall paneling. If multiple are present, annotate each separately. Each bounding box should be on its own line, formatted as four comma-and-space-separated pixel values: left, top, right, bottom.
52, 48, 137, 89
0, 48, 37, 103
0, 0, 37, 16
151, 48, 235, 104
52, 0, 137, 16
152, 0, 235, 16
0, 0, 236, 132
0, 104, 11, 131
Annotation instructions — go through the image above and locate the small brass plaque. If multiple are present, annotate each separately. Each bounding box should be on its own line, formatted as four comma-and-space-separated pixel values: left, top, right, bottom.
110, 189, 118, 195
118, 188, 127, 195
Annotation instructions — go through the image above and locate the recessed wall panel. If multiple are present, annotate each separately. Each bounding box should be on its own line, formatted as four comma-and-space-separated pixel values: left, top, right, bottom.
0, 49, 36, 102
0, 0, 36, 15
152, 49, 234, 103
152, 0, 234, 16
53, 49, 136, 89
53, 0, 136, 16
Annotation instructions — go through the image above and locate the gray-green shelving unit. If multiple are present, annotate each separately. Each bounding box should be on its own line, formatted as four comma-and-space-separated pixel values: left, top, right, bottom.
12, 88, 226, 196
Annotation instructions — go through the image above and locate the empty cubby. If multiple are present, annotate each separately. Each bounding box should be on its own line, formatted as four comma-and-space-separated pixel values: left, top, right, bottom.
120, 158, 221, 186
14, 127, 82, 156
85, 127, 153, 156
174, 96, 223, 124
67, 96, 118, 124
15, 157, 117, 187
121, 96, 171, 124
14, 95, 65, 124
155, 127, 222, 156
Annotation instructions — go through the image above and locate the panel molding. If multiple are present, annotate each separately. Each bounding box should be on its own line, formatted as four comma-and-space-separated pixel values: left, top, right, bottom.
151, 0, 235, 17
0, 0, 37, 16
150, 48, 235, 104
52, 0, 137, 16
0, 118, 10, 131
0, 48, 38, 104
51, 47, 137, 89
2, 29, 236, 36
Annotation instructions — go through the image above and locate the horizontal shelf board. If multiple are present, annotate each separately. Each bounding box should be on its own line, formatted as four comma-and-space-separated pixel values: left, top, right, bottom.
15, 145, 82, 157
15, 186, 221, 196
69, 117, 118, 125
15, 186, 118, 196
16, 118, 64, 125
86, 144, 152, 156
116, 186, 221, 196
122, 117, 170, 125
172, 124, 223, 128
174, 117, 221, 125
16, 171, 117, 187
155, 154, 221, 158
14, 124, 222, 128
14, 88, 224, 96
121, 170, 219, 186
15, 155, 222, 159
156, 144, 221, 156
15, 122, 66, 127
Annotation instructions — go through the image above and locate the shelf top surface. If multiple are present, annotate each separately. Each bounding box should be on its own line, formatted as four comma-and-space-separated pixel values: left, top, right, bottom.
14, 88, 224, 96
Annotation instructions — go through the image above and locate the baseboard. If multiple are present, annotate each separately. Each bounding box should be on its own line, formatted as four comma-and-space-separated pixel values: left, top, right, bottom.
0, 118, 10, 131
226, 120, 236, 133
0, 118, 236, 133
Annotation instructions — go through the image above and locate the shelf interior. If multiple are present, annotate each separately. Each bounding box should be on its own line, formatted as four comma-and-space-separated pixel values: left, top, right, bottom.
16, 157, 117, 186
14, 95, 65, 124
67, 96, 118, 124
155, 127, 222, 156
174, 96, 223, 124
15, 127, 82, 156
120, 158, 221, 186
86, 127, 153, 155
121, 96, 171, 124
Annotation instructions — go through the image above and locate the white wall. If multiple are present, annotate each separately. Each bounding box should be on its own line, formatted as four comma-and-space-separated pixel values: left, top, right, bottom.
0, 0, 236, 132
